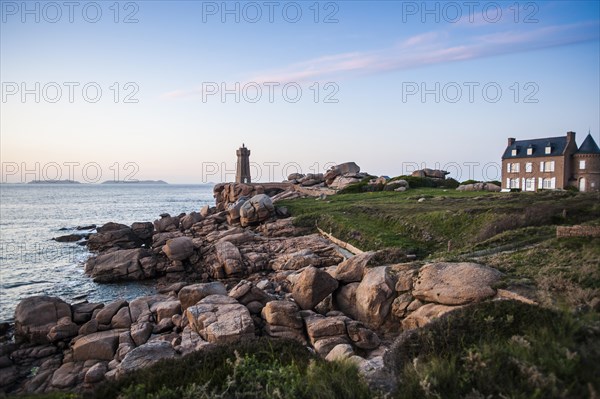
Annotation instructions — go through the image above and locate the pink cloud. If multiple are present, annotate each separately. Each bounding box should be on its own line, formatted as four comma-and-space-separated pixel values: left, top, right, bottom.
162, 21, 599, 99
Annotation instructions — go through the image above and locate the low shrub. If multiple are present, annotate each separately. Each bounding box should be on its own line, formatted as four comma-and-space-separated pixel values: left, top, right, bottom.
93, 338, 372, 399
460, 179, 479, 185
386, 301, 599, 399
398, 176, 437, 188
437, 178, 460, 189
337, 176, 377, 194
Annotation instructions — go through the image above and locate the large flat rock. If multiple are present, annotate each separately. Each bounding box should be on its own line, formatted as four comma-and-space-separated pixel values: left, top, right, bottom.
412, 262, 503, 305
73, 329, 125, 361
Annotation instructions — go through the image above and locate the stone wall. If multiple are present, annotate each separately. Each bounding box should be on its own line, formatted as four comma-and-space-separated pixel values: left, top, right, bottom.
556, 225, 600, 238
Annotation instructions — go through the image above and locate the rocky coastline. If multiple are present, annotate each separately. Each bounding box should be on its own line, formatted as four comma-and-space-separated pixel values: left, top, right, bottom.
0, 163, 524, 396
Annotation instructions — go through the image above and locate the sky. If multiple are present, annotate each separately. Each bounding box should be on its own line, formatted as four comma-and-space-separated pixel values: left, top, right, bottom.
1, 0, 599, 183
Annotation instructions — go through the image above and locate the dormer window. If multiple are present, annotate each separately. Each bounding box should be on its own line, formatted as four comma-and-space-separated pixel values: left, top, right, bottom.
545, 146, 552, 154
527, 148, 533, 155
511, 149, 517, 156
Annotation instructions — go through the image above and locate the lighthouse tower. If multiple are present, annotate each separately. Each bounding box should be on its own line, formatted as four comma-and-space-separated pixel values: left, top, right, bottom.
236, 144, 251, 184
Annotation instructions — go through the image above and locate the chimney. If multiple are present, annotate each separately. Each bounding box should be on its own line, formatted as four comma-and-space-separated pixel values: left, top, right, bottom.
508, 137, 516, 146
566, 131, 575, 142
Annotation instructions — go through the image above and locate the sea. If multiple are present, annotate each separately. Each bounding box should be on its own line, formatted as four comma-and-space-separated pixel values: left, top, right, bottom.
0, 184, 215, 323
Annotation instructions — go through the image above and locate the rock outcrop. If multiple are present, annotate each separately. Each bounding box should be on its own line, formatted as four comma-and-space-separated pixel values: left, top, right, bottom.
456, 182, 501, 192
292, 266, 339, 310
354, 266, 396, 329
85, 248, 156, 283
185, 295, 254, 344
14, 296, 71, 344
412, 262, 503, 305
162, 237, 194, 261
87, 222, 146, 252
411, 169, 449, 179
239, 194, 275, 227
324, 162, 361, 185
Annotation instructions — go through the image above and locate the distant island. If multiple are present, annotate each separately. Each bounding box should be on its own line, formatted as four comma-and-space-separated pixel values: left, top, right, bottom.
101, 180, 168, 184
27, 180, 81, 184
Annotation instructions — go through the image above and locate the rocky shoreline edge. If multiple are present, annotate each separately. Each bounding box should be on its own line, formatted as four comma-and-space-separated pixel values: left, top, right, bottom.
0, 175, 526, 396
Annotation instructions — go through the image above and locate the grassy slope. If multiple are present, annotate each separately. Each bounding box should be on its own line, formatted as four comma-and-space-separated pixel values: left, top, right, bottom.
281, 189, 600, 255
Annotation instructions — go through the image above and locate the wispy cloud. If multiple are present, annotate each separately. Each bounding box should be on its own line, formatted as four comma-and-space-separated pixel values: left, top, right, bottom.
163, 20, 599, 99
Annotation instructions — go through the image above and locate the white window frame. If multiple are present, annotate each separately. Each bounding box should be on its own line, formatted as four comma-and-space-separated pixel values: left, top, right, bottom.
511, 149, 517, 156
542, 178, 555, 189
525, 162, 532, 173
547, 161, 555, 172
527, 148, 533, 155
525, 178, 535, 191
509, 178, 519, 189
580, 160, 586, 170
545, 146, 552, 154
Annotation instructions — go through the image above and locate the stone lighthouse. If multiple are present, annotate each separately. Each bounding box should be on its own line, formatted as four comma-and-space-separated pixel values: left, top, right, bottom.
236, 144, 251, 184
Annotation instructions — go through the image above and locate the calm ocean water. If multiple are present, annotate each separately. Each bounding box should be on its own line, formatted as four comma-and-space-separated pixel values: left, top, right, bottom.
0, 184, 214, 323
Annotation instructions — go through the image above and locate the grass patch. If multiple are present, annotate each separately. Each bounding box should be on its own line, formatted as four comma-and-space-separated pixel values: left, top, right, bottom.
481, 237, 600, 308
280, 190, 600, 257
387, 301, 600, 399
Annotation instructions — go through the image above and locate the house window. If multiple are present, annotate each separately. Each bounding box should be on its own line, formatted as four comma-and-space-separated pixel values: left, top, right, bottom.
510, 163, 520, 173
540, 161, 555, 172
542, 178, 555, 189
511, 149, 517, 156
509, 178, 519, 189
527, 148, 533, 155
525, 178, 535, 191
525, 162, 532, 173
580, 160, 586, 170
545, 146, 552, 154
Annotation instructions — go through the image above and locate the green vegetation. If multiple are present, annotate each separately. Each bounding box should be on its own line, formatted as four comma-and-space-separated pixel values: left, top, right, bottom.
387, 300, 600, 399
482, 236, 600, 308
339, 176, 460, 194
281, 189, 600, 255
19, 339, 371, 399
93, 338, 371, 399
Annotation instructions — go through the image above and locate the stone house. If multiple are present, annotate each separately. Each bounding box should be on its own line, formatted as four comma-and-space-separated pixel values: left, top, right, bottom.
501, 131, 600, 192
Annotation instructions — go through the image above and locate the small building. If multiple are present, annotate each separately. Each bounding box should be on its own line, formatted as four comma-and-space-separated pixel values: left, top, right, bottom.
501, 131, 600, 192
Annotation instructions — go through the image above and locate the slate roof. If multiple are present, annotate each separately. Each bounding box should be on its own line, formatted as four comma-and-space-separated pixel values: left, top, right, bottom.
576, 133, 600, 154
502, 136, 567, 159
